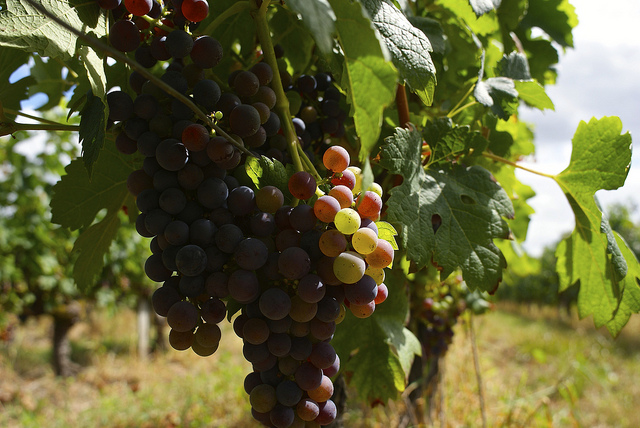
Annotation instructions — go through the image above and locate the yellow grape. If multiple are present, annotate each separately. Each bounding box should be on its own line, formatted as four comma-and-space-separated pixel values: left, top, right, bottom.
350, 301, 375, 318
365, 265, 385, 285
334, 208, 360, 235
351, 227, 378, 255
347, 166, 362, 195
333, 250, 365, 284
369, 182, 383, 197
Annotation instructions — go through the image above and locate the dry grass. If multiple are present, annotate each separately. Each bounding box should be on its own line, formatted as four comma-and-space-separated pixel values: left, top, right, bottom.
1, 304, 639, 428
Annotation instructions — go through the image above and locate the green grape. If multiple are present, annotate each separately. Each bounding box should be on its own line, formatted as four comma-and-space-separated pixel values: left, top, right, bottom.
351, 227, 378, 255
333, 250, 365, 284
334, 208, 361, 235
365, 265, 385, 285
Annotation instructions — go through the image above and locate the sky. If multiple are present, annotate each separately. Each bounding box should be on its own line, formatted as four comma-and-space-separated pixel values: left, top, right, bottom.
8, 0, 639, 257
516, 0, 640, 255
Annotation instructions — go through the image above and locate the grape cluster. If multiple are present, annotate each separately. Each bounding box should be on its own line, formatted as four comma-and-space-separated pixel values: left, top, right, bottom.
101, 2, 394, 425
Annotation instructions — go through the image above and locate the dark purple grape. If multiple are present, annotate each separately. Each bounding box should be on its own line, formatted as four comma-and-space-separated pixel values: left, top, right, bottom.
107, 90, 134, 122
156, 138, 189, 171
259, 288, 291, 321
109, 20, 140, 52
229, 104, 261, 138
175, 244, 208, 276
190, 36, 223, 69
193, 79, 221, 112
165, 29, 194, 58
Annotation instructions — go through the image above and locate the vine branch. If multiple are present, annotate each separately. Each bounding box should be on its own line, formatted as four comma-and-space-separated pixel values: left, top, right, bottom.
201, 1, 251, 35
250, 0, 305, 174
396, 84, 411, 128
2, 108, 76, 127
23, 0, 253, 157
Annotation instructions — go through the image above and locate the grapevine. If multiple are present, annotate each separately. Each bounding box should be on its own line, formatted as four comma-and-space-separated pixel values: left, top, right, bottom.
0, 0, 638, 426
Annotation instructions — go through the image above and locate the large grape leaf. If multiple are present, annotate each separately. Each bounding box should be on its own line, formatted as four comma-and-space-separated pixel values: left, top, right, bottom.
285, 0, 335, 54
51, 134, 139, 291
361, 0, 436, 106
332, 266, 420, 404
378, 126, 514, 291
520, 0, 577, 48
51, 132, 138, 230
554, 117, 635, 329
327, 0, 397, 162
0, 0, 107, 60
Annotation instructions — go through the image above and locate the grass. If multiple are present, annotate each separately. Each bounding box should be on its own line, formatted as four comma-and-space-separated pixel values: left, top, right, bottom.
1, 304, 639, 427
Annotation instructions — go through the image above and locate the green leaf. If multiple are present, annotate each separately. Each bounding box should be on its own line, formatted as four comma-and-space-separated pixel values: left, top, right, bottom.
379, 126, 513, 291
554, 117, 632, 328
244, 155, 290, 191
327, 0, 397, 163
207, 0, 254, 59
51, 132, 138, 230
605, 232, 640, 337
0, 0, 107, 60
27, 55, 70, 111
498, 52, 531, 80
285, 0, 335, 54
520, 0, 578, 48
0, 48, 34, 120
514, 80, 554, 111
423, 117, 488, 165
78, 92, 106, 175
332, 267, 420, 404
78, 45, 106, 99
407, 16, 447, 55
71, 207, 121, 291
436, 0, 499, 35
376, 221, 398, 250
270, 8, 315, 74
362, 0, 436, 106
469, 0, 501, 17
474, 52, 519, 119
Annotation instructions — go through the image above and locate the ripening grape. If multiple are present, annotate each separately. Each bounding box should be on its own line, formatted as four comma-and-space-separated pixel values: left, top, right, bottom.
365, 265, 385, 285
181, 123, 209, 151
313, 195, 341, 223
348, 166, 363, 195
374, 283, 389, 304
328, 185, 353, 209
365, 239, 394, 268
297, 398, 320, 421
319, 229, 347, 258
369, 182, 383, 197
182, 0, 209, 22
333, 251, 366, 284
330, 168, 355, 190
307, 375, 334, 403
322, 146, 350, 172
288, 171, 317, 200
334, 208, 361, 235
255, 185, 284, 214
316, 399, 338, 425
250, 384, 278, 413
124, 0, 152, 16
350, 301, 376, 318
356, 190, 383, 220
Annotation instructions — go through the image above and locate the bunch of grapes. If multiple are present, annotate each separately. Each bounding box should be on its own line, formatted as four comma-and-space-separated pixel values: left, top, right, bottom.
100, 1, 395, 426
411, 275, 490, 358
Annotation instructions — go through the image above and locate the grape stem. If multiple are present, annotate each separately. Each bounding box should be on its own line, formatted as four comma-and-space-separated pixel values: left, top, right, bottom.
447, 84, 476, 118
482, 152, 556, 179
22, 0, 253, 157
296, 143, 323, 184
139, 15, 177, 35
201, 1, 252, 36
249, 0, 305, 174
2, 107, 77, 127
